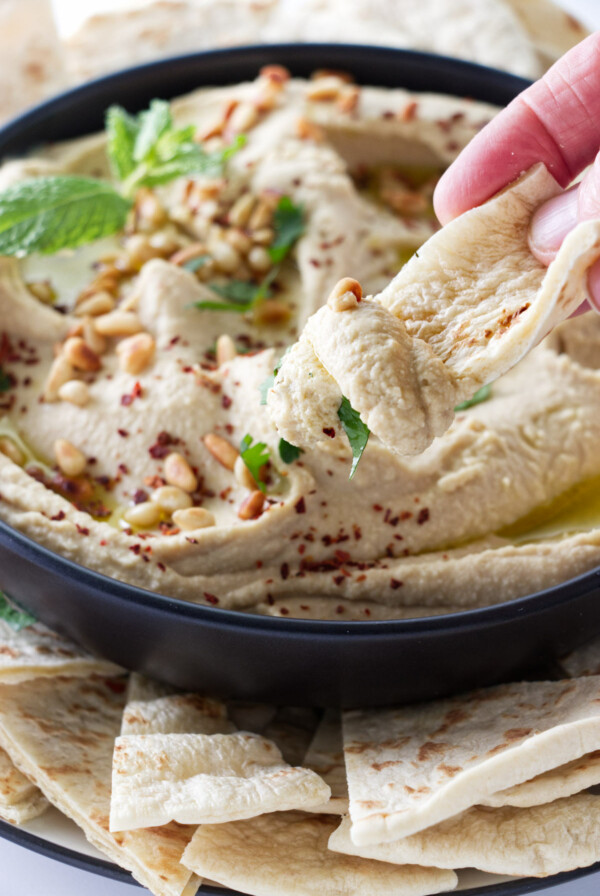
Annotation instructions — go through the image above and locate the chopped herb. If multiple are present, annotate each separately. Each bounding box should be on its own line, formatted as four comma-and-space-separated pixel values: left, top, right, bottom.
0, 367, 11, 393
182, 254, 210, 273
0, 591, 36, 631
240, 434, 270, 493
269, 196, 305, 264
279, 438, 302, 463
455, 384, 492, 411
337, 396, 370, 479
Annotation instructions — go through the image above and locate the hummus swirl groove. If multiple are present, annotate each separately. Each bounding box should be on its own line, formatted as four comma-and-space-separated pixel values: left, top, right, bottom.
0, 71, 600, 620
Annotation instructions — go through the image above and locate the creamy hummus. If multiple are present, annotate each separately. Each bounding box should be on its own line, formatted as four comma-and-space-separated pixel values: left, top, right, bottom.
0, 69, 599, 620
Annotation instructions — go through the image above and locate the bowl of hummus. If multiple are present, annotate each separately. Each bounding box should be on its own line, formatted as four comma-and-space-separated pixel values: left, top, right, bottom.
0, 44, 598, 706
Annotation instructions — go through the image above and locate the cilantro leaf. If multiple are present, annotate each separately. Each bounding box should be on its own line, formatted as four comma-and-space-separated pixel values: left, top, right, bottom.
279, 438, 302, 463
240, 434, 270, 493
455, 384, 492, 411
0, 367, 12, 393
337, 396, 370, 479
269, 196, 305, 264
0, 176, 132, 257
105, 105, 140, 180
0, 591, 36, 631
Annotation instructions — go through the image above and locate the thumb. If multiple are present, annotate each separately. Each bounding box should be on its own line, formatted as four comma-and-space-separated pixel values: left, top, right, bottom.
529, 153, 600, 313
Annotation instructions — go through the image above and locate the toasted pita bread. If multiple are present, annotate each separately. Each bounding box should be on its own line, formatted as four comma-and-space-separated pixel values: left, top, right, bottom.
329, 793, 600, 878
121, 673, 234, 736
0, 676, 198, 896
182, 810, 458, 896
342, 676, 600, 845
0, 745, 48, 825
303, 710, 348, 814
482, 750, 600, 808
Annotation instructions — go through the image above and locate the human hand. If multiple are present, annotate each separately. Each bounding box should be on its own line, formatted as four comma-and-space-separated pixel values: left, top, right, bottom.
433, 32, 600, 313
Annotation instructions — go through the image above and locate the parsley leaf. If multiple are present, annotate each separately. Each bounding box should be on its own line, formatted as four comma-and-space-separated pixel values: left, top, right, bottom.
279, 438, 302, 463
337, 396, 370, 479
0, 367, 12, 393
455, 384, 492, 411
0, 591, 36, 631
269, 196, 305, 264
240, 434, 270, 493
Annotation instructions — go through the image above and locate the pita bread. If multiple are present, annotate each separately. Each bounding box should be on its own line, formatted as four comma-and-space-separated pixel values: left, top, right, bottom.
0, 675, 198, 896
0, 745, 48, 825
303, 710, 348, 814
505, 0, 590, 70
329, 793, 600, 878
561, 636, 600, 679
182, 810, 458, 896
342, 676, 600, 845
109, 730, 330, 831
482, 749, 600, 808
121, 674, 235, 736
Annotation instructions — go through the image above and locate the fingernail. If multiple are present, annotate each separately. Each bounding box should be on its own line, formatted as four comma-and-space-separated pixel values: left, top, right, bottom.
528, 187, 579, 265
588, 258, 600, 314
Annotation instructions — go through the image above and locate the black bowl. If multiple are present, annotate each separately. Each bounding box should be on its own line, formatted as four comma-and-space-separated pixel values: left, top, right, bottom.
1, 44, 599, 708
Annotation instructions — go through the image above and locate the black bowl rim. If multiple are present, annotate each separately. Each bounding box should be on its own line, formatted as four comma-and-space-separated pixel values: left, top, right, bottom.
0, 41, 599, 639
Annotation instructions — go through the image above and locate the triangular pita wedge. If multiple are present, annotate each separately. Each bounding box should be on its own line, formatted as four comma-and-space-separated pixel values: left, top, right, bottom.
182, 810, 458, 896
269, 165, 600, 456
109, 730, 330, 831
0, 745, 48, 825
481, 749, 600, 808
329, 793, 600, 878
0, 618, 123, 683
343, 676, 600, 845
303, 710, 349, 814
121, 673, 235, 736
0, 676, 198, 896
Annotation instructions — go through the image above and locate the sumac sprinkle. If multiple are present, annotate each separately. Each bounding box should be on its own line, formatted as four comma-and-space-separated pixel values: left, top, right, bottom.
390, 578, 404, 589
280, 562, 290, 580
204, 592, 219, 605
417, 508, 430, 525
295, 497, 306, 514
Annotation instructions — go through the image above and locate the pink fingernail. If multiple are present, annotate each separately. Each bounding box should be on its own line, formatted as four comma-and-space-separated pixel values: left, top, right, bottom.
587, 258, 600, 314
528, 187, 579, 265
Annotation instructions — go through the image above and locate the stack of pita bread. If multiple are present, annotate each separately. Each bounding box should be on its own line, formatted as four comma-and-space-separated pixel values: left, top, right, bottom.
2, 594, 600, 895
0, 0, 589, 128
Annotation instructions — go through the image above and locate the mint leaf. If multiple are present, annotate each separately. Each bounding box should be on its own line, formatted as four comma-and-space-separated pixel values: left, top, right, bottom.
0, 367, 12, 393
337, 396, 370, 479
0, 176, 132, 256
211, 280, 262, 304
269, 196, 305, 264
240, 434, 270, 493
279, 438, 302, 463
133, 99, 172, 162
105, 105, 140, 180
455, 384, 492, 411
0, 591, 36, 631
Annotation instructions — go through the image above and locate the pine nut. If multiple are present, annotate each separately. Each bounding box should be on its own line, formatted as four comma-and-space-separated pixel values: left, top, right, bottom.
247, 246, 272, 273
172, 507, 216, 531
135, 188, 167, 231
123, 501, 161, 529
326, 277, 362, 312
164, 452, 198, 493
170, 242, 207, 267
252, 299, 291, 327
151, 485, 193, 514
94, 311, 143, 337
149, 230, 181, 256
210, 240, 241, 274
27, 280, 55, 304
203, 433, 238, 471
54, 439, 86, 477
251, 227, 275, 246
228, 193, 255, 228
228, 102, 258, 134
234, 454, 257, 490
249, 199, 274, 231
58, 380, 90, 406
83, 317, 107, 355
306, 77, 343, 101
259, 65, 290, 85
124, 233, 162, 269
225, 228, 252, 254
216, 334, 237, 366
238, 490, 265, 520
62, 337, 101, 372
0, 437, 25, 466
116, 332, 155, 375
338, 86, 360, 114
296, 118, 324, 142
74, 291, 115, 317
43, 356, 75, 402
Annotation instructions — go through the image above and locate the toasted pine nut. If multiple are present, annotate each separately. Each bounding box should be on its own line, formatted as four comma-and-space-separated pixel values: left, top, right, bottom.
43, 356, 75, 402
225, 228, 252, 254
94, 311, 143, 337
149, 230, 181, 256
326, 277, 362, 312
252, 299, 291, 327
74, 291, 115, 317
151, 485, 193, 514
247, 246, 272, 273
83, 317, 107, 355
228, 193, 255, 228
172, 507, 216, 531
338, 86, 360, 114
216, 334, 237, 366
124, 233, 162, 269
228, 102, 259, 134
306, 77, 342, 102
259, 65, 290, 85
116, 332, 155, 375
27, 280, 55, 304
54, 439, 86, 477
238, 489, 265, 520
210, 240, 241, 274
135, 188, 167, 231
58, 380, 90, 406
234, 454, 257, 490
251, 227, 274, 246
203, 433, 238, 471
169, 242, 207, 267
123, 501, 161, 529
0, 437, 25, 466
296, 117, 324, 142
164, 452, 198, 493
249, 199, 274, 231
62, 337, 101, 372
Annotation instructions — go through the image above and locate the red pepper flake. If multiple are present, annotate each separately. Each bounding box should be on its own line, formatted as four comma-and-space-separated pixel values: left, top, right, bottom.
298, 544, 306, 555
335, 605, 345, 614
353, 525, 362, 540
129, 544, 142, 555
117, 429, 129, 438
50, 511, 65, 521
356, 574, 367, 582
390, 578, 404, 589
99, 539, 107, 546
300, 604, 310, 611
256, 560, 263, 569
132, 489, 149, 504
75, 524, 90, 536
400, 511, 413, 521
104, 679, 126, 694
280, 562, 290, 580
204, 592, 219, 605
394, 534, 404, 541
144, 474, 165, 489
149, 430, 179, 459
221, 394, 232, 409
157, 562, 166, 572
266, 593, 274, 605
400, 100, 418, 121
280, 607, 290, 615
363, 607, 371, 616
295, 497, 306, 514
417, 508, 430, 525
334, 549, 351, 563
121, 381, 143, 406
333, 575, 345, 586
322, 427, 335, 438
373, 504, 383, 512
118, 463, 129, 476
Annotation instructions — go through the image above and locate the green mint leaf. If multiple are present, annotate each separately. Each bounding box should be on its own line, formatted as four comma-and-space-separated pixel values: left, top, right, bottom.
0, 367, 12, 393
0, 176, 132, 256
269, 196, 305, 264
279, 438, 302, 463
337, 396, 370, 480
455, 384, 492, 411
133, 99, 172, 163
105, 105, 140, 180
240, 434, 270, 493
211, 280, 261, 305
183, 254, 210, 273
0, 591, 36, 631
192, 300, 249, 314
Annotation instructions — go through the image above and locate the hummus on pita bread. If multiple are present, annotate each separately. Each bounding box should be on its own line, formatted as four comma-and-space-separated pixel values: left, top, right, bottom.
0, 70, 600, 620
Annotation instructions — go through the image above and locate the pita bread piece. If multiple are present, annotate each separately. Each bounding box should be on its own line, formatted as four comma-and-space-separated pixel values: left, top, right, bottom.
505, 0, 589, 69
0, 675, 198, 896
482, 749, 600, 808
561, 636, 600, 678
0, 745, 48, 825
121, 673, 235, 736
329, 793, 600, 878
303, 710, 349, 814
110, 730, 330, 831
343, 676, 600, 845
182, 810, 457, 896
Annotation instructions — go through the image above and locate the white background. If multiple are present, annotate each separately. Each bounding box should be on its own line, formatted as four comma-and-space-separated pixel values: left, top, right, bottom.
1, 0, 599, 893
